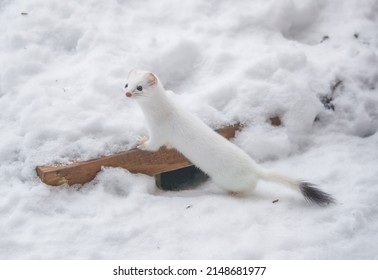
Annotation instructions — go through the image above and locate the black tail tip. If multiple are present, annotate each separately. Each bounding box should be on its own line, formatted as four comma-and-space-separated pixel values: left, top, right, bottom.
299, 182, 336, 206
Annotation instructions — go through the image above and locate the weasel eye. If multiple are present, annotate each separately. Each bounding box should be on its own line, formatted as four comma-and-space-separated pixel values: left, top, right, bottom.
125, 83, 128, 88
137, 85, 143, 91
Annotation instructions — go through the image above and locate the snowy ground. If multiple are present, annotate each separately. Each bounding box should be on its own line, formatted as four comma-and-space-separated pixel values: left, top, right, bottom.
1, 0, 378, 259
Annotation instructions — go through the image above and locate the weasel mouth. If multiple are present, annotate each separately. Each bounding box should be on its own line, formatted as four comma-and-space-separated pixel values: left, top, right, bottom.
125, 92, 132, 98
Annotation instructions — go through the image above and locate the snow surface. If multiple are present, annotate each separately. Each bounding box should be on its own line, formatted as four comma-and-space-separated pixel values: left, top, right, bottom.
1, 0, 378, 259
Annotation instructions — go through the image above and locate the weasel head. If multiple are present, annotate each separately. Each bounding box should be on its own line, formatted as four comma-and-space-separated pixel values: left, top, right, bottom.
124, 70, 162, 102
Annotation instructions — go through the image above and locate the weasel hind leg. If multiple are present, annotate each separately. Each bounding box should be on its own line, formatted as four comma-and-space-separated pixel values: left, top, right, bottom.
227, 191, 244, 197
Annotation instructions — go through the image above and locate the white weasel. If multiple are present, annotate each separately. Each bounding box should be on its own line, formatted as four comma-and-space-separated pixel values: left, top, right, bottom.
124, 70, 335, 205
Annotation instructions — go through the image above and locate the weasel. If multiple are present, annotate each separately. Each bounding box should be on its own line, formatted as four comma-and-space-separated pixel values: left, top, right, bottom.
124, 70, 335, 205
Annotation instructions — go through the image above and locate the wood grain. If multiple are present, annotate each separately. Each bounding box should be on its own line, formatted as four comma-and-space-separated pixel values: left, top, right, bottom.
36, 123, 241, 186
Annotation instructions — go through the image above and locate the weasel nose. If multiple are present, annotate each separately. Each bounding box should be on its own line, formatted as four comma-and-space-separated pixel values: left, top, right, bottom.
125, 92, 132, 98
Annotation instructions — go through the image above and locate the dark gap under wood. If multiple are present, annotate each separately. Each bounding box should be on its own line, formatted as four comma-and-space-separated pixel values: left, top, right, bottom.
155, 165, 209, 191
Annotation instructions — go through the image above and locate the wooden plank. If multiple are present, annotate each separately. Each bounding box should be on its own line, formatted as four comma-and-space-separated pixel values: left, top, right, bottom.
36, 123, 241, 186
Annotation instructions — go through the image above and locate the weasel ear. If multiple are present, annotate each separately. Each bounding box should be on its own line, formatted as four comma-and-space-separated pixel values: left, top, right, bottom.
146, 72, 158, 87
128, 69, 137, 77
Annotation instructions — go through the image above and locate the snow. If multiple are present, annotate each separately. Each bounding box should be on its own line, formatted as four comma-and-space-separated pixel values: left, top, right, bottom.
1, 0, 378, 259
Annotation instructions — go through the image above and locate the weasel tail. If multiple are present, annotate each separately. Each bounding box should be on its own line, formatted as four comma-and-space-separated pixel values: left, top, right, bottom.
124, 70, 336, 206
259, 170, 335, 205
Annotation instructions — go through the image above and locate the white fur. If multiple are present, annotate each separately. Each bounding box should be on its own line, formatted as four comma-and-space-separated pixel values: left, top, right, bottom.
125, 70, 301, 193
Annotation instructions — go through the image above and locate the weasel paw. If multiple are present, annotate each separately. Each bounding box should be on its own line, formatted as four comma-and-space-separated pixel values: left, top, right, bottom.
137, 144, 146, 150
136, 136, 148, 150
136, 135, 148, 145
137, 140, 159, 151
136, 136, 161, 151
227, 191, 244, 197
